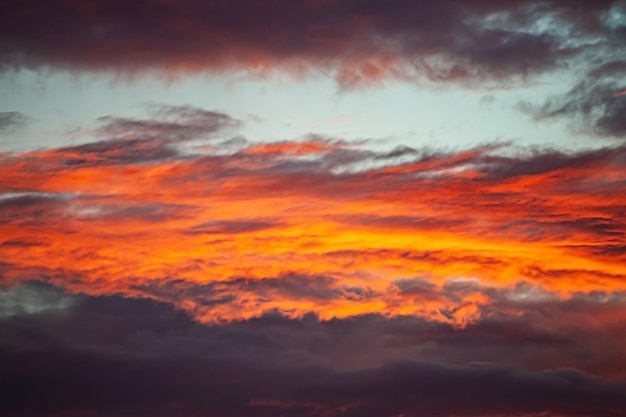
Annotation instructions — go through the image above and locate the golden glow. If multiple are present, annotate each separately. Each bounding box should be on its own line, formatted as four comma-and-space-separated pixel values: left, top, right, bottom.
1, 140, 624, 326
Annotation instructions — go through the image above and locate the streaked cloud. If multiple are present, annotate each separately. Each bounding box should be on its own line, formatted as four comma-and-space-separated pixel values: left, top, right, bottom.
0, 112, 29, 132
1, 106, 624, 327
2, 3, 625, 416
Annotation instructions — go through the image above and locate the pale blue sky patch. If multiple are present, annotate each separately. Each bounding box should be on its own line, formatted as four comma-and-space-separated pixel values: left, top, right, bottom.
0, 69, 610, 153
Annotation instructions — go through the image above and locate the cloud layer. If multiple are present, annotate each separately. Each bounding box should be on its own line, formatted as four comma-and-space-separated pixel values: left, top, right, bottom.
2, 1, 626, 136
0, 0, 619, 80
1, 105, 624, 328
2, 3, 626, 415
1, 283, 626, 417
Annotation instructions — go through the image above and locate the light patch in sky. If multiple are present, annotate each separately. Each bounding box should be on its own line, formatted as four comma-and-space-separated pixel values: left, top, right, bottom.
0, 283, 76, 317
0, 69, 598, 153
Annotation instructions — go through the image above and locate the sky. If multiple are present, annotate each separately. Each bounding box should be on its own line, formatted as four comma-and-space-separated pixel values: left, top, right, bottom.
0, 1, 625, 416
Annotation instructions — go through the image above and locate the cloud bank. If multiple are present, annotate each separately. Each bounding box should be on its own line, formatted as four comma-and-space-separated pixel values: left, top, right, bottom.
2, 283, 626, 417
1, 0, 626, 136
1, 105, 624, 327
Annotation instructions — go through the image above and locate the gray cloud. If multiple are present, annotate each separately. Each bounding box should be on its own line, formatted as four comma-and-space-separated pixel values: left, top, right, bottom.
1, 283, 626, 417
524, 76, 626, 138
0, 282, 76, 317
53, 104, 241, 167
1, 2, 625, 136
0, 112, 28, 132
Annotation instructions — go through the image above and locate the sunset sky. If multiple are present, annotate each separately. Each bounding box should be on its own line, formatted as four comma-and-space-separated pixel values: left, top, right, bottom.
1, 1, 626, 416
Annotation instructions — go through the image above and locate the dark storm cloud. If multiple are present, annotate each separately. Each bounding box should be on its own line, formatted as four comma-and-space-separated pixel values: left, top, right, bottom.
1, 283, 626, 417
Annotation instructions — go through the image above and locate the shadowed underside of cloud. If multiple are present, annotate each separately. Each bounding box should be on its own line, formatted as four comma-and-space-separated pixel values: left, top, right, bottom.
0, 105, 624, 327
1, 284, 626, 417
0, 0, 617, 81
1, 1, 626, 136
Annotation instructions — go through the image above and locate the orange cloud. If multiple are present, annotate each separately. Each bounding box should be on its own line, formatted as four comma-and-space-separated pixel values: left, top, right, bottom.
1, 115, 625, 326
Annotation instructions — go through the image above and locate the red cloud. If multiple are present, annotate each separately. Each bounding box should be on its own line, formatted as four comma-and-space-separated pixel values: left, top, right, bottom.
1, 106, 624, 326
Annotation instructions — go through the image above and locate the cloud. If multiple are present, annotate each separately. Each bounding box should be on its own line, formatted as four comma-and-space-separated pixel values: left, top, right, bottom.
1, 285, 626, 417
2, 1, 625, 136
95, 104, 241, 142
48, 104, 241, 167
0, 281, 75, 317
0, 108, 624, 325
3, 283, 626, 376
183, 219, 282, 235
523, 73, 626, 138
0, 192, 71, 227
4, 350, 625, 417
0, 1, 617, 83
0, 112, 29, 132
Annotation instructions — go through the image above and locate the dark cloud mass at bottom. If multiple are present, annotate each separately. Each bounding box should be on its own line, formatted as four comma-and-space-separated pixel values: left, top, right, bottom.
1, 283, 626, 417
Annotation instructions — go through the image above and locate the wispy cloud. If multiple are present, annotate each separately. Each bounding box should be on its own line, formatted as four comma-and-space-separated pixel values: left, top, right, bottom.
0, 112, 29, 132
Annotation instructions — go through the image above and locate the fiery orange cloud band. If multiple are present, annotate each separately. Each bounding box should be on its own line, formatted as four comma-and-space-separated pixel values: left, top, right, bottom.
1, 128, 624, 326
